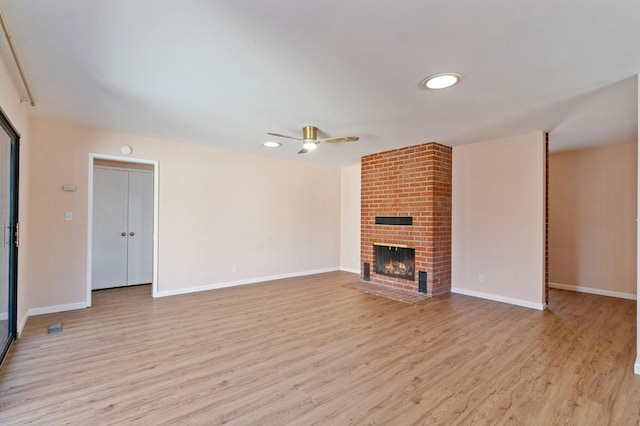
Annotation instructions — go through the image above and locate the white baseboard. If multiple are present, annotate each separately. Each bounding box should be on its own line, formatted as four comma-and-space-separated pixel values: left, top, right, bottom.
18, 312, 28, 337
339, 267, 360, 274
549, 282, 636, 300
635, 357, 640, 375
155, 267, 341, 298
451, 287, 545, 310
16, 302, 88, 337
28, 302, 88, 316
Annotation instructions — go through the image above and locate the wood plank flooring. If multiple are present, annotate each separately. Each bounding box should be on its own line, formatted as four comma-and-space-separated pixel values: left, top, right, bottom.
342, 281, 431, 303
0, 271, 638, 425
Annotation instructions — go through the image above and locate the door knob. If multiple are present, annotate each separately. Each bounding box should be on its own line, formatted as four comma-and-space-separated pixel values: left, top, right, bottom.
121, 232, 126, 237
129, 232, 135, 237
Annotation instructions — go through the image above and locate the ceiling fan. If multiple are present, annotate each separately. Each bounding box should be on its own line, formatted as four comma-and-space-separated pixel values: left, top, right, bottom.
268, 126, 359, 154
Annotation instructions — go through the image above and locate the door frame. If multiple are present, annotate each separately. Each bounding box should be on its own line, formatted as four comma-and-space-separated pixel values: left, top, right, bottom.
0, 106, 19, 366
86, 153, 159, 306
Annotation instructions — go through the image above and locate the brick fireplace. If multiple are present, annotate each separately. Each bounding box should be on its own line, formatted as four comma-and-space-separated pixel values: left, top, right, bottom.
361, 142, 452, 296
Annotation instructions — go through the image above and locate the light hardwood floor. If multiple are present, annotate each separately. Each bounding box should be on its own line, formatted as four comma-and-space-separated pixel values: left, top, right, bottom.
0, 271, 638, 425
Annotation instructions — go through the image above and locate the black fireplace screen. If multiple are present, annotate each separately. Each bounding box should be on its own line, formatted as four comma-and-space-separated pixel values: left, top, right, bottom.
374, 244, 415, 280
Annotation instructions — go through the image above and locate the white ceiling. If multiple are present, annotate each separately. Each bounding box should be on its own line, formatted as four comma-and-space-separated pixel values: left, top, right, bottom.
0, 0, 638, 166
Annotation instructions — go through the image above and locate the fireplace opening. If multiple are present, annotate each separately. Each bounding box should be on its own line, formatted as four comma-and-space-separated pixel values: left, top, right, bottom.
374, 243, 415, 281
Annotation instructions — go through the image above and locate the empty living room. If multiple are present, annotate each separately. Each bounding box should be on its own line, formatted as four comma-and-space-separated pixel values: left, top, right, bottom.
0, 1, 639, 424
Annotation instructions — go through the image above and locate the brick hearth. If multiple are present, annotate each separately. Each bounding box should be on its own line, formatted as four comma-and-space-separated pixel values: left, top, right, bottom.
361, 142, 452, 296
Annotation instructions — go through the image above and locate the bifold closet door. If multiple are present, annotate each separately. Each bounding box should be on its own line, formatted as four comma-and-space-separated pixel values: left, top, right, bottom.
92, 168, 129, 289
92, 167, 153, 289
126, 171, 153, 285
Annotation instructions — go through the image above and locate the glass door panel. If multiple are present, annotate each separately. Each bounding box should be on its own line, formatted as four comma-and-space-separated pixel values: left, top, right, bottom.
0, 130, 10, 353
0, 109, 18, 366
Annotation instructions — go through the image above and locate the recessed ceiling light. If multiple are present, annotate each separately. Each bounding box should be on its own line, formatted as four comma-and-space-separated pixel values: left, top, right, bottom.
421, 73, 462, 90
262, 141, 282, 148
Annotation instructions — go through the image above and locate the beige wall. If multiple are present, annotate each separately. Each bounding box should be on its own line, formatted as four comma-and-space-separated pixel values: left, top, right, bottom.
452, 131, 546, 309
93, 159, 154, 171
0, 54, 32, 330
549, 143, 637, 297
339, 163, 360, 272
28, 118, 341, 309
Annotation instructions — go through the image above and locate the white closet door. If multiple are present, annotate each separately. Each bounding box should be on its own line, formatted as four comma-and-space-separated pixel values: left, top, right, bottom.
92, 168, 129, 289
126, 171, 153, 285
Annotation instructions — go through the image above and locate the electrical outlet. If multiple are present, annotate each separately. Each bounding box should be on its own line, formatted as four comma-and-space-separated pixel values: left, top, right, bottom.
478, 274, 485, 283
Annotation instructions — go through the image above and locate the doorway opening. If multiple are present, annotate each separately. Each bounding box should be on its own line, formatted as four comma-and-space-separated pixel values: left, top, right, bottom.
86, 154, 159, 307
547, 135, 638, 303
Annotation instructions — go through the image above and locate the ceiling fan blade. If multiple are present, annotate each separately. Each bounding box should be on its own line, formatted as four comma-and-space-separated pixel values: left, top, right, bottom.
298, 148, 308, 154
267, 132, 302, 141
317, 136, 359, 143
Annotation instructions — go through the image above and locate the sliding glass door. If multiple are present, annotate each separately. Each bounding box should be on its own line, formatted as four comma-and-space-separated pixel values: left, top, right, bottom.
0, 107, 19, 366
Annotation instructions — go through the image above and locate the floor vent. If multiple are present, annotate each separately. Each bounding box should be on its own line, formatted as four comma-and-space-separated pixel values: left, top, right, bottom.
47, 322, 63, 334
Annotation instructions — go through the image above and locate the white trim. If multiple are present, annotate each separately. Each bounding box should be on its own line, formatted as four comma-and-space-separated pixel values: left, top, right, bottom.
87, 153, 160, 307
339, 267, 360, 274
635, 357, 640, 375
18, 312, 28, 337
152, 161, 159, 298
156, 267, 339, 298
27, 302, 88, 316
451, 287, 545, 310
549, 282, 637, 300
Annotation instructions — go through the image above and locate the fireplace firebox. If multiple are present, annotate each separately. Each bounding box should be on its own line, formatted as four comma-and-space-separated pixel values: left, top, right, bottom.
374, 243, 415, 281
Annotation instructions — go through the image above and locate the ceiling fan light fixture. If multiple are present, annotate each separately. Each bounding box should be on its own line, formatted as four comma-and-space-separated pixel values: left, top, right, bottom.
267, 126, 358, 154
303, 140, 318, 151
262, 141, 282, 148
421, 72, 462, 89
